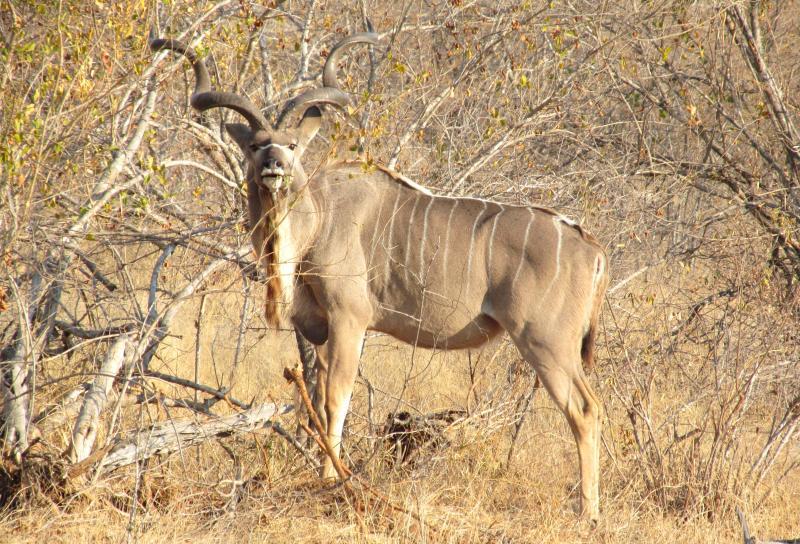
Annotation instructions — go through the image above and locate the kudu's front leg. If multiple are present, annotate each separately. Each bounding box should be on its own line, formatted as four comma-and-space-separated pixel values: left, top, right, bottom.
293, 330, 319, 443
318, 318, 366, 480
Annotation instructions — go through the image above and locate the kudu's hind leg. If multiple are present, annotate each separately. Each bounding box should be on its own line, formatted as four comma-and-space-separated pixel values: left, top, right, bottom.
319, 318, 365, 480
512, 338, 602, 521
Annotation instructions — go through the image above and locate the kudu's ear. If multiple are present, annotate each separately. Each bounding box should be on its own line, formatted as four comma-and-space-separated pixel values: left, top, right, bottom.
225, 123, 253, 152
297, 106, 322, 147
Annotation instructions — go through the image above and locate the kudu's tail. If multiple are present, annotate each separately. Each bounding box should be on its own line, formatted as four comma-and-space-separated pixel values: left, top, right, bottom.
581, 322, 598, 371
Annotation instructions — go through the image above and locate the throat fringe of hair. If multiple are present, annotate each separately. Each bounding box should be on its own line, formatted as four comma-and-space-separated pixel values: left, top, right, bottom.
263, 203, 283, 329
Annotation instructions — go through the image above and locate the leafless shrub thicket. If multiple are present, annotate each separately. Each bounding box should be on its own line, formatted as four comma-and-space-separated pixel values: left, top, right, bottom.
0, 0, 798, 530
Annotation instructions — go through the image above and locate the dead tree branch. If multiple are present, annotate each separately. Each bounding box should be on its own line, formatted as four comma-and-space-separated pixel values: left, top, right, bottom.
94, 403, 291, 474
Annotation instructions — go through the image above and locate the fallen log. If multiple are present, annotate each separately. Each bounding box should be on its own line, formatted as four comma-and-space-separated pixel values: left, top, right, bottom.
94, 403, 291, 474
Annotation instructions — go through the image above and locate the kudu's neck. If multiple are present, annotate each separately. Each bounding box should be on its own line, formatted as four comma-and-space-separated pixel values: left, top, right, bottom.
261, 167, 320, 254
249, 165, 319, 328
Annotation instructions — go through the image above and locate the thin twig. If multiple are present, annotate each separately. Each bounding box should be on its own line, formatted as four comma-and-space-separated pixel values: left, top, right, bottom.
145, 370, 250, 410
284, 364, 442, 538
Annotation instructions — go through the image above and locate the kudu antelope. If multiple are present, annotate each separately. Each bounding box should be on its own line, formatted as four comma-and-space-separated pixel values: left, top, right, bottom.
151, 32, 609, 520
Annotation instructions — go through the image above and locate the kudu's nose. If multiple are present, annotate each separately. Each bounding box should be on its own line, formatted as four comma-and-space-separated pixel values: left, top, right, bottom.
265, 158, 284, 170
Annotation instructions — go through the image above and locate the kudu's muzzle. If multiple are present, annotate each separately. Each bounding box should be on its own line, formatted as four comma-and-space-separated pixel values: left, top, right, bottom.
258, 148, 293, 192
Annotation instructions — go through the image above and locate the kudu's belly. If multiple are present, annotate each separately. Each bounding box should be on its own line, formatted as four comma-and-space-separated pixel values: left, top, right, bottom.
370, 305, 503, 350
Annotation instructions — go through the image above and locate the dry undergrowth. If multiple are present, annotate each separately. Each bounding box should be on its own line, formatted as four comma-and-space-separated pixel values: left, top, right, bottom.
1, 331, 798, 543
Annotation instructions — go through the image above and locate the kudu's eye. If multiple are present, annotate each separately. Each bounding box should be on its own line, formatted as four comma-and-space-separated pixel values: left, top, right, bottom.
288, 143, 297, 151
249, 144, 259, 152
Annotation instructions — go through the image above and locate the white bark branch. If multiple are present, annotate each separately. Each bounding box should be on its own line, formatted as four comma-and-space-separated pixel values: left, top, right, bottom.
294, 0, 318, 83
70, 335, 130, 462
88, 84, 158, 202
387, 83, 455, 170
730, 6, 800, 169
259, 32, 275, 109
96, 403, 290, 473
1, 273, 43, 461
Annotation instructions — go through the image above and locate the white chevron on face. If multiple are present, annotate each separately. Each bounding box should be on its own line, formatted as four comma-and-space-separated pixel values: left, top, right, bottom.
258, 143, 293, 152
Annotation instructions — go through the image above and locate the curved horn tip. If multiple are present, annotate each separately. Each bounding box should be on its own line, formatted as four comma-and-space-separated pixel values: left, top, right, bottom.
276, 88, 352, 128
331, 32, 381, 51
322, 32, 381, 89
353, 32, 380, 46
149, 37, 167, 52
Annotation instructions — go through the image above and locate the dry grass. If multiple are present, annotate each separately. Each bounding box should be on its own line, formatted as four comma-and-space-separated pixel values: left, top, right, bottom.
2, 311, 798, 543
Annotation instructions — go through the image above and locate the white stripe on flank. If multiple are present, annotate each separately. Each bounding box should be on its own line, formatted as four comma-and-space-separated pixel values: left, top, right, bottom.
385, 184, 402, 279
465, 200, 488, 293
553, 217, 563, 282
590, 254, 605, 299
512, 208, 535, 286
584, 253, 606, 335
486, 205, 505, 282
541, 216, 563, 302
369, 182, 384, 271
419, 197, 435, 279
404, 193, 421, 273
443, 199, 460, 280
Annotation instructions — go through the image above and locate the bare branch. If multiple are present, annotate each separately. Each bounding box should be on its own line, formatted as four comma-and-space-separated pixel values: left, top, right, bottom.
145, 370, 250, 411
69, 335, 130, 462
